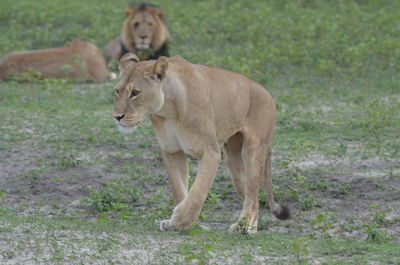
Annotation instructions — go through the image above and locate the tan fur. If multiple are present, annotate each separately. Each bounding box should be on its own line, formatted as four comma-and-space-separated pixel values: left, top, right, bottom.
113, 53, 289, 233
104, 4, 169, 64
0, 40, 112, 83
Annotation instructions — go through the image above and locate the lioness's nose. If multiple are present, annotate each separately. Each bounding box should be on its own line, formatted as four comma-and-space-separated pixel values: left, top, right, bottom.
113, 114, 125, 121
140, 35, 147, 40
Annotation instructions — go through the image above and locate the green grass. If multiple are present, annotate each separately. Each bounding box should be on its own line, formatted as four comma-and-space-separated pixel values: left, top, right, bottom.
1, 0, 400, 264
1, 213, 399, 264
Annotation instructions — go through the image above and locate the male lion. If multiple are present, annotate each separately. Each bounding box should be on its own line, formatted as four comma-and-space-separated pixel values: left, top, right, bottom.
113, 53, 290, 233
104, 3, 169, 67
0, 40, 113, 83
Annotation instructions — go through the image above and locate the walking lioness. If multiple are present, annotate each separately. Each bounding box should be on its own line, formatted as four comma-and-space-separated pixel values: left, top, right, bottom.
113, 53, 290, 233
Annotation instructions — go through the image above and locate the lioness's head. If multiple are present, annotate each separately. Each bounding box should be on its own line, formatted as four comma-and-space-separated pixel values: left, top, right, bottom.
122, 3, 168, 51
113, 53, 168, 133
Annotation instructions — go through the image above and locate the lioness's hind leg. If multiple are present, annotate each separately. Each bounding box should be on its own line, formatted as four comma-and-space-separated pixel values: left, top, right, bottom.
223, 132, 245, 200
230, 137, 266, 234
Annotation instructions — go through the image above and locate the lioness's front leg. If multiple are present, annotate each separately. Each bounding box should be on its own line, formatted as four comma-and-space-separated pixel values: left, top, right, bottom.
162, 150, 189, 205
160, 151, 221, 231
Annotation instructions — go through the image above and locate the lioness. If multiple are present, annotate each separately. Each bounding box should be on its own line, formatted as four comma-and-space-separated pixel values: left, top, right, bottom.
113, 53, 290, 233
104, 3, 169, 67
0, 40, 113, 83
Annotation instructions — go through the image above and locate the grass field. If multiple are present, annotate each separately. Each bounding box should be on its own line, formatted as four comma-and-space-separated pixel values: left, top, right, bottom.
1, 0, 400, 264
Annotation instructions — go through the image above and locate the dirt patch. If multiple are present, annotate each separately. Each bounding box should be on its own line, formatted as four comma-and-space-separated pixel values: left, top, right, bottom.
0, 220, 184, 264
1, 134, 399, 243
285, 154, 400, 241
0, 140, 117, 214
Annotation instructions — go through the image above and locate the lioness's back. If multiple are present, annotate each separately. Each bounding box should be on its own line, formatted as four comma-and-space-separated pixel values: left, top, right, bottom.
169, 55, 271, 97
167, 56, 275, 139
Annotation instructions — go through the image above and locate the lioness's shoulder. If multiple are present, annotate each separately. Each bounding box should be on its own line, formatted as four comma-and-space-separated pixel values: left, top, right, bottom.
166, 55, 198, 75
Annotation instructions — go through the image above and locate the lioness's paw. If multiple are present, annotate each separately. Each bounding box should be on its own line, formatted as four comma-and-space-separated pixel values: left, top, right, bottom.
247, 226, 258, 234
110, 72, 117, 80
159, 218, 192, 231
229, 223, 239, 233
168, 204, 197, 231
160, 219, 171, 232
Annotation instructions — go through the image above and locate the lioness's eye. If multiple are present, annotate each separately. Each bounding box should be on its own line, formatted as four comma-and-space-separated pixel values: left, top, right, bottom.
130, 89, 141, 98
148, 22, 153, 26
133, 22, 139, 29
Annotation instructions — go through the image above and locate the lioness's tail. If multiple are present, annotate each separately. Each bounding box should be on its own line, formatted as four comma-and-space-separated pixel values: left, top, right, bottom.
265, 148, 291, 220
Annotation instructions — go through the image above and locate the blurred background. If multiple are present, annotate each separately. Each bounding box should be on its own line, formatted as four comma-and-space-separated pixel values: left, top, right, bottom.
0, 1, 399, 264
1, 0, 400, 81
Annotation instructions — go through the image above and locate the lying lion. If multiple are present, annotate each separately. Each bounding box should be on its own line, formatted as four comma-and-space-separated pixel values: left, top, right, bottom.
104, 3, 169, 67
113, 53, 290, 233
0, 39, 113, 82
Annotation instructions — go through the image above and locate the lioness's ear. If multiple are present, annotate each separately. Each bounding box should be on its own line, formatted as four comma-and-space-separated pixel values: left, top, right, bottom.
151, 57, 168, 80
119, 53, 139, 75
